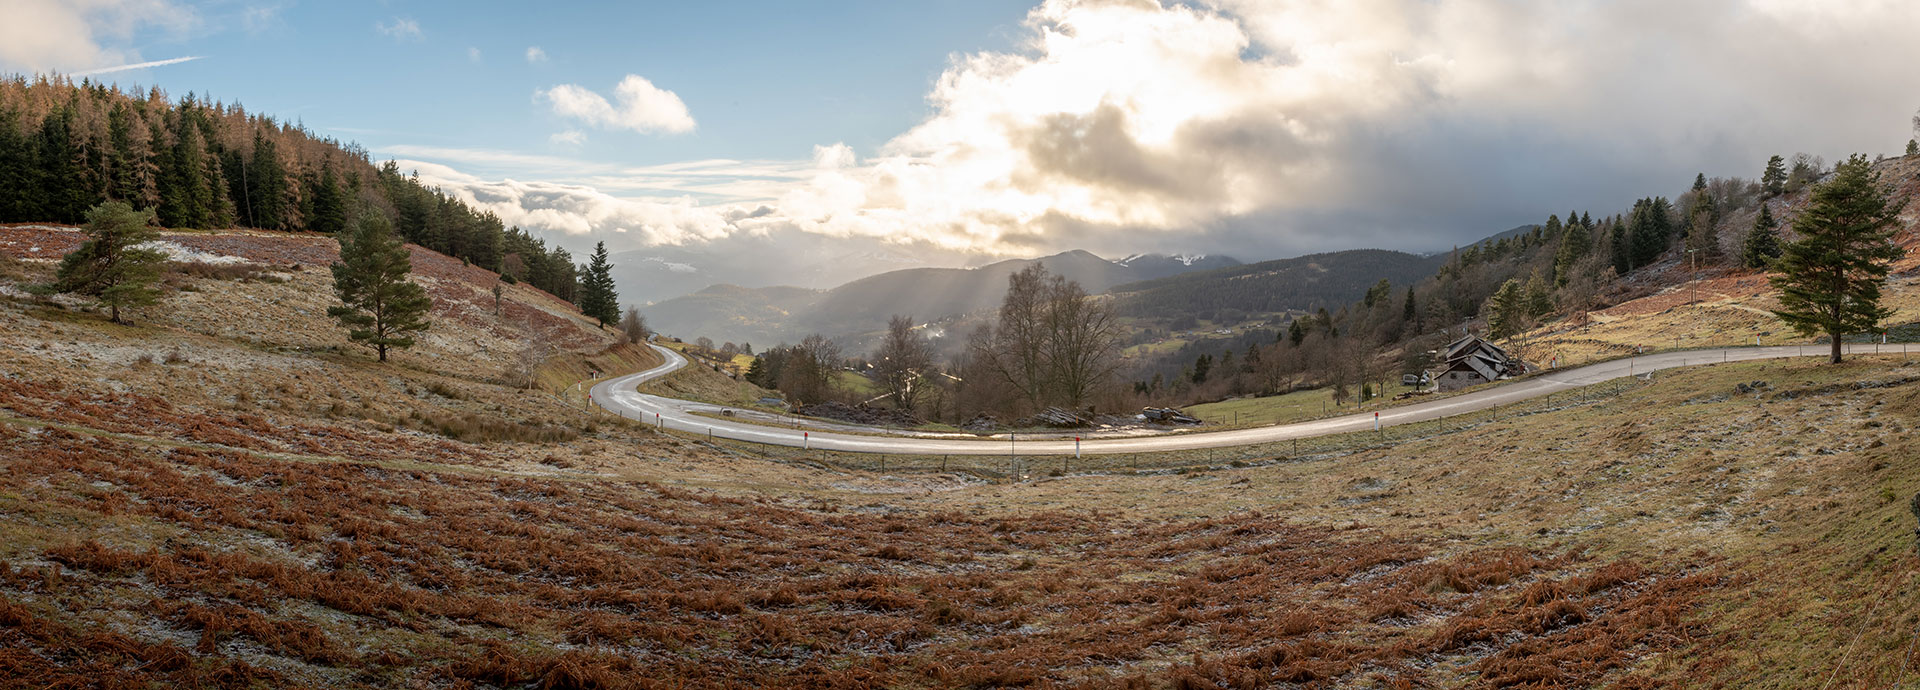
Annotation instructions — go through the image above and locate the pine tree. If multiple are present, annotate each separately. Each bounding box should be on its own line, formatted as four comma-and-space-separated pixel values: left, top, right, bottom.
0, 107, 38, 221
577, 241, 620, 327
328, 213, 432, 362
1484, 278, 1525, 339
1769, 155, 1907, 364
46, 201, 166, 324
1628, 197, 1673, 269
1761, 155, 1787, 197
1523, 273, 1553, 318
308, 165, 348, 234
1554, 217, 1592, 286
1741, 204, 1783, 269
1908, 140, 1918, 157
1401, 287, 1417, 324
1543, 214, 1562, 243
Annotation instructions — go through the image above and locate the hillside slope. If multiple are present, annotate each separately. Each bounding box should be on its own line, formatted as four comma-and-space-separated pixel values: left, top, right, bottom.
646, 249, 1239, 345
3, 246, 1916, 685
1110, 248, 1446, 318
1514, 154, 1920, 368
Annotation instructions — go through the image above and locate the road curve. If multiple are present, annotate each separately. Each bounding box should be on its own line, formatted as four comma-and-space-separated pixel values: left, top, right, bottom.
591, 342, 1893, 456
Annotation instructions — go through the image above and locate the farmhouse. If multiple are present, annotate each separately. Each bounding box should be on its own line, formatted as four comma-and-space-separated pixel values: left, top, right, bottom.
1431, 334, 1527, 392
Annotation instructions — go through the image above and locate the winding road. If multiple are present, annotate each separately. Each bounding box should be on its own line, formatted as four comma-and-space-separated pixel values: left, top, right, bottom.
590, 342, 1892, 456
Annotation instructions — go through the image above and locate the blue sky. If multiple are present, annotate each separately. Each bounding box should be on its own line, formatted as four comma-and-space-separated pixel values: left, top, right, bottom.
102, 1, 1035, 166
9, 0, 1920, 296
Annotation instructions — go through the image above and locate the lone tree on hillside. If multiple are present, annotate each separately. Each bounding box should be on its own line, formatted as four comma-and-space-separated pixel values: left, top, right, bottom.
578, 241, 620, 328
619, 306, 648, 344
328, 214, 432, 362
874, 314, 933, 411
1770, 154, 1907, 364
46, 201, 167, 325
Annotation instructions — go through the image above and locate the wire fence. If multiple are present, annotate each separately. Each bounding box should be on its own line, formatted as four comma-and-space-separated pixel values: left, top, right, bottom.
670, 375, 1647, 482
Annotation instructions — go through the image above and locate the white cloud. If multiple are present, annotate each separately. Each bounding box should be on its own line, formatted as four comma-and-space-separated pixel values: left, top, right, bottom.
550, 130, 586, 145
0, 0, 196, 75
375, 17, 421, 41
404, 1, 1920, 262
70, 54, 203, 76
525, 46, 548, 63
397, 160, 745, 246
763, 0, 1920, 256
467, 46, 482, 63
538, 74, 696, 135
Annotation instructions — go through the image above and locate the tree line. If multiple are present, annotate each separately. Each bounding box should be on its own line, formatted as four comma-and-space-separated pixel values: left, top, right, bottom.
0, 75, 594, 310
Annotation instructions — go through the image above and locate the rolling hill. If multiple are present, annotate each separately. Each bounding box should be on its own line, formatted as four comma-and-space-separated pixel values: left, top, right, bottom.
644, 250, 1239, 345
1109, 248, 1448, 319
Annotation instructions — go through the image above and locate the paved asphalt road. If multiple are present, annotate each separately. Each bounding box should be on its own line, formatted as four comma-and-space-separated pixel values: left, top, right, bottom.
590, 342, 1894, 456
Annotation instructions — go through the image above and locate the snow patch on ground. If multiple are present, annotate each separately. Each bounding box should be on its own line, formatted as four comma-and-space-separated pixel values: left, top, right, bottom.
138, 240, 252, 265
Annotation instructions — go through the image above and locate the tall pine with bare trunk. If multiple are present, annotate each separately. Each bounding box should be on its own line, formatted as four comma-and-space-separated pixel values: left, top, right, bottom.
1769, 155, 1906, 363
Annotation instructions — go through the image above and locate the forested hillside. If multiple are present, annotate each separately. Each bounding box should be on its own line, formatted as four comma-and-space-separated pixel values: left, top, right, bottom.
1110, 249, 1446, 320
0, 76, 584, 303
1127, 152, 1882, 407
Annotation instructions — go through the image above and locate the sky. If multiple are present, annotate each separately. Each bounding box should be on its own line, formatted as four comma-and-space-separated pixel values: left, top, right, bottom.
9, 0, 1920, 294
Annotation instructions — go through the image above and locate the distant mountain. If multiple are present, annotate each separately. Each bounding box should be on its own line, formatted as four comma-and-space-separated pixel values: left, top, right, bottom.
639, 284, 823, 347
1109, 249, 1447, 319
645, 250, 1241, 345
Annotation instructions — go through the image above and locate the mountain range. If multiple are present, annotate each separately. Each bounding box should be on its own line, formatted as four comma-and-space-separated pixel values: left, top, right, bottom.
644, 250, 1240, 346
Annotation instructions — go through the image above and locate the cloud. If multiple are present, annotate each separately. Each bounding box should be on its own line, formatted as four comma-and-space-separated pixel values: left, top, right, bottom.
396, 160, 746, 246
467, 47, 482, 63
375, 17, 421, 41
538, 74, 696, 135
770, 0, 1920, 257
525, 46, 547, 63
0, 0, 196, 75
411, 1, 1920, 265
550, 130, 586, 145
70, 55, 203, 76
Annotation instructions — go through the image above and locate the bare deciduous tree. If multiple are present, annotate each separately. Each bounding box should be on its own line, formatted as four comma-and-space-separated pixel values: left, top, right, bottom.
619, 306, 648, 344
778, 334, 842, 404
514, 323, 552, 389
874, 315, 933, 411
967, 263, 1124, 414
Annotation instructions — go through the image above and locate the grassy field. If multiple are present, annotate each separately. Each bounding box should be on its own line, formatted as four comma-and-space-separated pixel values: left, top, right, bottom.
4, 223, 1920, 687
1185, 381, 1422, 427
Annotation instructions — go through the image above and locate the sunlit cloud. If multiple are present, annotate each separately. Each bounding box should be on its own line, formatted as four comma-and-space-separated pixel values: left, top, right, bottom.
549, 130, 585, 146
396, 160, 747, 246
525, 46, 548, 63
0, 0, 197, 75
422, 0, 1920, 261
538, 74, 696, 135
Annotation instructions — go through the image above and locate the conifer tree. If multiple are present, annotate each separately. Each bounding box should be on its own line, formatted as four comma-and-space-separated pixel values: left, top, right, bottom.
1908, 140, 1918, 157
1741, 205, 1782, 269
1524, 273, 1554, 318
46, 201, 166, 324
1484, 278, 1525, 339
328, 213, 432, 362
308, 165, 348, 234
1761, 155, 1787, 197
577, 241, 620, 327
1554, 217, 1592, 286
1770, 155, 1906, 364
